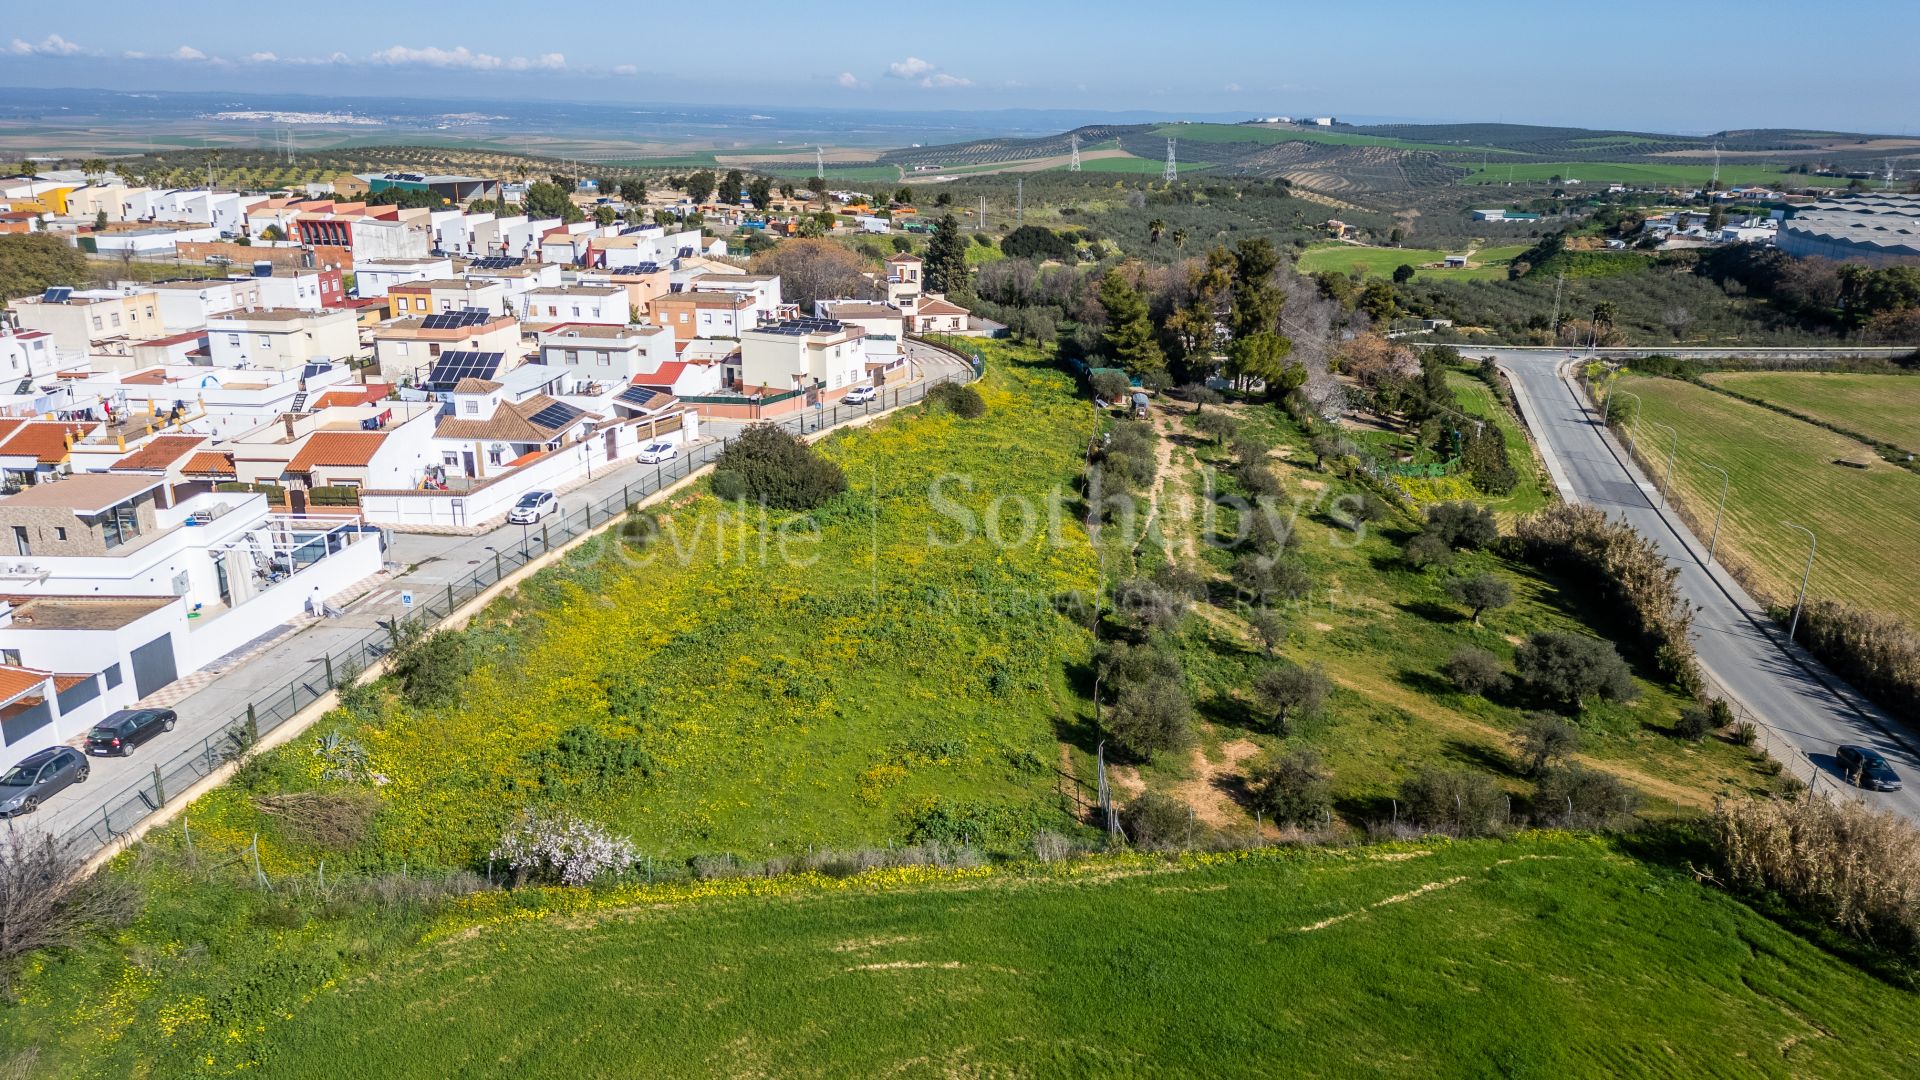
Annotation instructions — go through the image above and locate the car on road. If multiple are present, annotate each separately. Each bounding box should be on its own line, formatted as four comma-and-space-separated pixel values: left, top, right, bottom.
508, 490, 558, 524
85, 708, 178, 757
635, 440, 678, 464
0, 746, 89, 816
844, 385, 878, 405
1837, 744, 1903, 792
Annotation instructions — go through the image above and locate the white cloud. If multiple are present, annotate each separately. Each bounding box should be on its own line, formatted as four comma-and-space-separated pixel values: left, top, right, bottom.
246, 51, 278, 63
505, 52, 566, 71
611, 63, 637, 76
8, 34, 84, 56
920, 72, 971, 88
369, 44, 504, 70
169, 45, 208, 62
886, 56, 935, 80
1223, 82, 1241, 92
835, 71, 862, 89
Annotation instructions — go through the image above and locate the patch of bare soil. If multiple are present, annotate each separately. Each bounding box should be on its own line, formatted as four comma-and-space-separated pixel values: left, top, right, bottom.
1170, 738, 1263, 828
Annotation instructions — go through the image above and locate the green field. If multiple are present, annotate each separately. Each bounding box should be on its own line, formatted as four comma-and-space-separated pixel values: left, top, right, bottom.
1153, 123, 1501, 154
1613, 374, 1920, 617
1446, 370, 1553, 516
210, 837, 1920, 1079
1705, 371, 1920, 452
1466, 161, 1847, 188
1297, 242, 1520, 281
1077, 154, 1211, 174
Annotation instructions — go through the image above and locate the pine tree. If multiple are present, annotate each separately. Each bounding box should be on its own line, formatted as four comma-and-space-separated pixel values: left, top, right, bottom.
1099, 269, 1166, 378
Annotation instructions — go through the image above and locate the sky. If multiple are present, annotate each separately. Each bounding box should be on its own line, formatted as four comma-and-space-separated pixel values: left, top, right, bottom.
5, 0, 1918, 134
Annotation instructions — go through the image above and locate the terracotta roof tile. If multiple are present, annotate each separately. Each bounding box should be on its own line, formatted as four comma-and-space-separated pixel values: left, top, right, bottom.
181, 450, 235, 476
109, 434, 208, 472
0, 421, 98, 464
287, 431, 387, 473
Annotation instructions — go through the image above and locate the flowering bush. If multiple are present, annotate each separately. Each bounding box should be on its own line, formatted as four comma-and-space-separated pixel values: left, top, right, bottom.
490, 810, 638, 887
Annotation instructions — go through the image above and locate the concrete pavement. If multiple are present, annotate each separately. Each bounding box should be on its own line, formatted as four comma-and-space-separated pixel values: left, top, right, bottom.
1494, 351, 1920, 821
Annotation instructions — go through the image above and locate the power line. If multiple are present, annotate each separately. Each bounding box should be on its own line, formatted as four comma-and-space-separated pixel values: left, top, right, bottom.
1163, 138, 1178, 183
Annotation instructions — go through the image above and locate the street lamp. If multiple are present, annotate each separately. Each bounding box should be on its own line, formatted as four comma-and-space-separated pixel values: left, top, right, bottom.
1781, 520, 1816, 644
1646, 420, 1678, 508
1605, 388, 1642, 433
518, 520, 531, 560
483, 544, 501, 582
1699, 460, 1730, 566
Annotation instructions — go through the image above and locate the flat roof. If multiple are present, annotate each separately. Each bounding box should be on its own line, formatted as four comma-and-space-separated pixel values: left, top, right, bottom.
0, 473, 164, 514
0, 594, 177, 630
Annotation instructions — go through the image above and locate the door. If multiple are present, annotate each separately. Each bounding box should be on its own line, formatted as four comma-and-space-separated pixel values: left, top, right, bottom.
11, 526, 26, 557
214, 553, 231, 605
605, 429, 618, 460
461, 451, 476, 478
130, 635, 179, 699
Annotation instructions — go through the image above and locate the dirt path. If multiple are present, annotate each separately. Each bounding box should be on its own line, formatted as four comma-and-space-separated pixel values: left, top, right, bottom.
1171, 737, 1263, 828
1149, 403, 1202, 565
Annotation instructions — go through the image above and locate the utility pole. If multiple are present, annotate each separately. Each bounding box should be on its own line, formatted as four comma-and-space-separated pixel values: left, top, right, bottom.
1782, 521, 1816, 643
1549, 270, 1566, 341
1648, 421, 1678, 508
978, 195, 986, 231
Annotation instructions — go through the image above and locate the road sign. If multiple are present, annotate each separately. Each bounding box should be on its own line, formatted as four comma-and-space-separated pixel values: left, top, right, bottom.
400, 590, 414, 610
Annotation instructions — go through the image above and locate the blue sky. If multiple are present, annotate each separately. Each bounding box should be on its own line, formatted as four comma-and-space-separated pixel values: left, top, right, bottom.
5, 0, 1917, 133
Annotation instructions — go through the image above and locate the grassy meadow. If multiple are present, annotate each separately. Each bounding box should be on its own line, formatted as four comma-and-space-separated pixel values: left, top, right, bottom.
1464, 161, 1846, 188
209, 836, 1920, 1079
1297, 242, 1522, 282
1612, 374, 1920, 618
1705, 371, 1920, 452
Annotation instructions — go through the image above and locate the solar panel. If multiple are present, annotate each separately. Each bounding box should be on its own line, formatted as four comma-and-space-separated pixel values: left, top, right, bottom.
526, 401, 584, 430
455, 308, 492, 327
41, 287, 71, 303
616, 385, 661, 407
420, 313, 456, 330
425, 350, 504, 389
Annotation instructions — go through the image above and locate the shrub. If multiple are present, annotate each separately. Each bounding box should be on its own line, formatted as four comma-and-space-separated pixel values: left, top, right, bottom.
1446, 573, 1512, 625
1114, 577, 1189, 634
1513, 503, 1696, 684
1423, 501, 1499, 550
1443, 647, 1507, 696
1230, 432, 1274, 472
1794, 598, 1920, 723
1241, 503, 1297, 556
711, 423, 847, 510
490, 809, 638, 887
928, 382, 986, 418
388, 625, 471, 710
1231, 553, 1313, 605
1090, 370, 1132, 403
1711, 795, 1920, 958
1334, 492, 1387, 533
1194, 409, 1240, 445
1515, 631, 1638, 711
1253, 661, 1331, 735
1675, 699, 1732, 741
1120, 791, 1200, 851
0, 831, 139, 988
251, 791, 380, 849
1731, 721, 1759, 747
1461, 425, 1518, 496
1245, 607, 1288, 655
1397, 768, 1508, 836
1535, 765, 1641, 828
1107, 679, 1194, 758
1246, 749, 1332, 827
1512, 713, 1580, 776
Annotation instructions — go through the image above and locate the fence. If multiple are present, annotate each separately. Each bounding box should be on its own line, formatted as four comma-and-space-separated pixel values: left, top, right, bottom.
52, 353, 978, 859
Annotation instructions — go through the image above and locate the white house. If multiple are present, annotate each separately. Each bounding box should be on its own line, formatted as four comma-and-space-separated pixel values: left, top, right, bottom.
353, 257, 455, 298
518, 285, 627, 325
206, 308, 359, 371
536, 324, 676, 393
739, 318, 868, 396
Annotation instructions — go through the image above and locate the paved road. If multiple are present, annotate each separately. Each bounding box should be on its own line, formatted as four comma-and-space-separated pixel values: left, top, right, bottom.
31, 342, 976, 845
1490, 350, 1920, 821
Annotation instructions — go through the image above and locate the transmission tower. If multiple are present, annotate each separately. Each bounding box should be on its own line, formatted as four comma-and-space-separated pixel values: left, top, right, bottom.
815, 146, 824, 180
1549, 270, 1566, 338
1711, 143, 1722, 188
1069, 132, 1081, 172
1162, 138, 1178, 183
978, 195, 987, 231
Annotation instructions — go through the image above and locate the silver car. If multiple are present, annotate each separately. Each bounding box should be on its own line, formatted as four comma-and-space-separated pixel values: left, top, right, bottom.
0, 745, 89, 816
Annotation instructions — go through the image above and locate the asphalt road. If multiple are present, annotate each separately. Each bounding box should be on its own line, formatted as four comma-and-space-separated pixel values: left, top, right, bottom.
27, 341, 978, 847
1490, 349, 1920, 821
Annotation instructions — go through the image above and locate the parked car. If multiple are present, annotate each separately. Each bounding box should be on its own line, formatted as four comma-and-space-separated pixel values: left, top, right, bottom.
508, 490, 558, 524
844, 385, 878, 405
1837, 745, 1903, 792
85, 708, 178, 757
635, 440, 678, 464
0, 746, 89, 816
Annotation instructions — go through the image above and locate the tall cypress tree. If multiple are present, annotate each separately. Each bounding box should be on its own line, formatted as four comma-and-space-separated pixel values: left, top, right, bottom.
1099, 269, 1166, 378
924, 213, 969, 297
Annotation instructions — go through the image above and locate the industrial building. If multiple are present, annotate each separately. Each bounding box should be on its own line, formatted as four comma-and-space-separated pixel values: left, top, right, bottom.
1776, 193, 1920, 262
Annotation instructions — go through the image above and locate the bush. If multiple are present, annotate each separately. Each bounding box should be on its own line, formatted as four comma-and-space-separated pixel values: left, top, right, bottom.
1253, 661, 1330, 735
251, 791, 380, 848
388, 625, 471, 710
1001, 224, 1077, 261
928, 382, 986, 418
1711, 795, 1920, 958
1512, 712, 1579, 776
1534, 765, 1641, 828
711, 423, 847, 510
1114, 577, 1189, 634
1107, 679, 1194, 758
1231, 553, 1313, 605
0, 831, 139, 988
1675, 699, 1732, 741
1120, 791, 1199, 851
1513, 503, 1696, 684
1245, 607, 1288, 655
490, 809, 637, 887
1443, 647, 1507, 696
1246, 750, 1332, 827
1334, 492, 1387, 533
1194, 409, 1240, 445
1731, 720, 1759, 747
1515, 631, 1638, 711
1397, 768, 1508, 837
1795, 598, 1920, 723
1404, 532, 1455, 570
1423, 501, 1499, 550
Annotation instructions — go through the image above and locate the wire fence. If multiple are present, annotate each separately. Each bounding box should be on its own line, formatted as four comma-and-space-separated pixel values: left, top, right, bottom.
52, 353, 978, 859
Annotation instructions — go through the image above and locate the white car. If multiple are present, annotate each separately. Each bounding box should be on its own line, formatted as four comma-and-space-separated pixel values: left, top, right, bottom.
635, 440, 678, 464
507, 490, 558, 524
844, 385, 878, 405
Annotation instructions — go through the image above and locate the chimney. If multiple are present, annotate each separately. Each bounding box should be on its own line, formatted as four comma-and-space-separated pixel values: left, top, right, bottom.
283, 414, 296, 439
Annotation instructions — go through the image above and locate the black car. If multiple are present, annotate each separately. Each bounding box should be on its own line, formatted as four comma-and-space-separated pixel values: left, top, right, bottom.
1837, 745, 1903, 792
86, 708, 177, 757
0, 746, 89, 816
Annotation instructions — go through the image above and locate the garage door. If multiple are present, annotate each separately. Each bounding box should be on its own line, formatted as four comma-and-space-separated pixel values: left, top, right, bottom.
130, 634, 179, 699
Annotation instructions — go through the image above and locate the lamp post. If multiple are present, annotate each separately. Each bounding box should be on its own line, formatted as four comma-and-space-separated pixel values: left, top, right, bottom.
1782, 520, 1816, 644
1646, 420, 1678, 508
483, 544, 501, 582
1699, 460, 1730, 566
1605, 389, 1642, 443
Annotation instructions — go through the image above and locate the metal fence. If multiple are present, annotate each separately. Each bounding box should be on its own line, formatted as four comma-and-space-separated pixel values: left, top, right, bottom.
54, 357, 978, 858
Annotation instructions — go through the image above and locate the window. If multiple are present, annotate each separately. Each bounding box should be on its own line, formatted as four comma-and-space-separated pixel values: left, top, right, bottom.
110, 313, 121, 327
0, 649, 19, 667
487, 448, 504, 465
396, 342, 409, 356
92, 317, 104, 331
53, 527, 65, 541
546, 306, 558, 317
442, 452, 460, 466
102, 502, 142, 550
564, 350, 578, 365
103, 663, 122, 690
597, 351, 610, 366
259, 336, 272, 348
572, 306, 581, 318
10, 526, 27, 557
462, 399, 479, 414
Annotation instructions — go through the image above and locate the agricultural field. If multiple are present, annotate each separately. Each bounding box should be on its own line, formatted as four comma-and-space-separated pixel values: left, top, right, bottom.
1152, 123, 1496, 155
1464, 161, 1847, 188
1704, 371, 1920, 452
201, 836, 1920, 1080
1443, 369, 1553, 517
1610, 374, 1920, 619
1297, 242, 1523, 281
